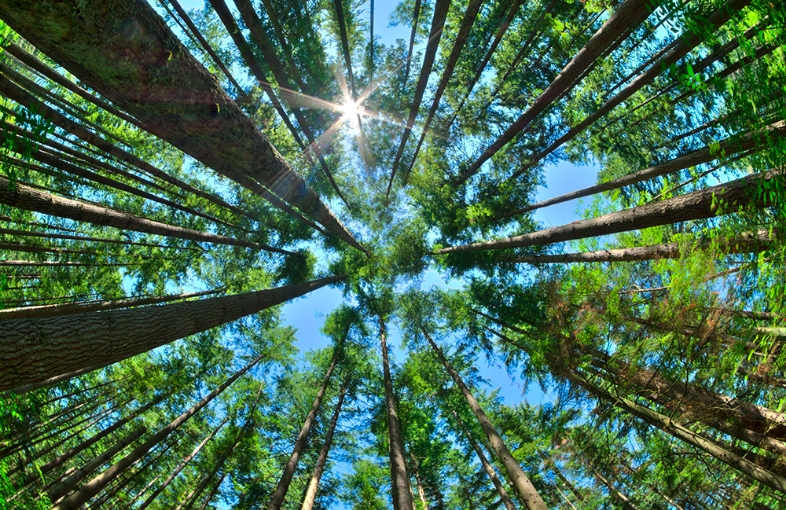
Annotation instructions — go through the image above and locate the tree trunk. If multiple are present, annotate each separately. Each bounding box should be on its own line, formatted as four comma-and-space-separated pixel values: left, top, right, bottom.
437, 170, 781, 254
301, 377, 348, 510
540, 453, 583, 502
266, 351, 339, 509
0, 226, 199, 251
451, 408, 518, 510
403, 0, 423, 83
588, 465, 642, 510
422, 327, 546, 510
387, 0, 451, 198
0, 0, 364, 251
460, 0, 656, 183
381, 317, 415, 510
0, 288, 224, 320
0, 175, 283, 252
502, 121, 785, 217
257, 0, 309, 93
0, 274, 342, 391
51, 355, 261, 510
497, 230, 773, 264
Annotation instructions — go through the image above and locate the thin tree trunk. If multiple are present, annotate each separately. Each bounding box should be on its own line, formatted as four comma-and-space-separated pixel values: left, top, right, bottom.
460, 0, 656, 183
258, 0, 310, 93
301, 377, 348, 510
451, 408, 518, 510
0, 288, 224, 320
403, 0, 423, 83
422, 327, 546, 510
387, 0, 452, 198
588, 465, 642, 510
437, 170, 780, 254
502, 121, 786, 217
0, 274, 342, 391
266, 352, 339, 509
0, 226, 198, 251
540, 453, 583, 502
0, 175, 287, 252
381, 317, 415, 510
0, 0, 364, 250
51, 355, 261, 510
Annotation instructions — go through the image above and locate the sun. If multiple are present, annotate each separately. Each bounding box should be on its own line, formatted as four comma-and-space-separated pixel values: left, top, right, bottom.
340, 97, 363, 120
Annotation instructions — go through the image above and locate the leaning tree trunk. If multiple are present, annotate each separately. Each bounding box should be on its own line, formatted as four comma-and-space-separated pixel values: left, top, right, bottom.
403, 0, 423, 83
437, 169, 780, 254
422, 327, 546, 510
0, 0, 365, 251
380, 317, 415, 510
52, 355, 261, 510
0, 175, 284, 252
587, 464, 643, 510
451, 408, 518, 510
266, 351, 339, 510
301, 377, 348, 510
0, 274, 342, 391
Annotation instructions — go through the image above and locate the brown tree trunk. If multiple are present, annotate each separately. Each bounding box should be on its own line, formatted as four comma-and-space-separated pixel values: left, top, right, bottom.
422, 327, 546, 510
451, 408, 518, 510
301, 377, 348, 510
0, 274, 342, 391
266, 352, 339, 509
381, 317, 415, 510
403, 0, 423, 83
52, 355, 261, 510
0, 175, 284, 252
0, 226, 200, 251
258, 0, 309, 93
0, 0, 364, 251
437, 170, 780, 254
0, 288, 224, 320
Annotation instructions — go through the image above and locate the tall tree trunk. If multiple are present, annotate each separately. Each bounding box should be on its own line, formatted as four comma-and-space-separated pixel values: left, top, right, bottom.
51, 355, 261, 510
0, 288, 224, 320
301, 377, 348, 510
0, 175, 283, 252
539, 453, 583, 502
266, 351, 339, 509
437, 170, 780, 254
258, 0, 310, 93
460, 0, 656, 183
422, 327, 546, 510
380, 317, 415, 510
0, 0, 364, 251
587, 465, 642, 510
403, 0, 423, 83
0, 225, 200, 251
386, 0, 451, 198
451, 408, 518, 510
0, 274, 342, 391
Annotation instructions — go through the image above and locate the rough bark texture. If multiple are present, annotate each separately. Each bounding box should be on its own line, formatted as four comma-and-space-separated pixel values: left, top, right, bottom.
461, 0, 656, 182
387, 0, 452, 197
52, 356, 260, 510
266, 352, 338, 510
381, 318, 415, 510
0, 275, 342, 391
0, 175, 271, 250
423, 328, 546, 510
438, 170, 780, 254
0, 0, 364, 251
300, 378, 348, 510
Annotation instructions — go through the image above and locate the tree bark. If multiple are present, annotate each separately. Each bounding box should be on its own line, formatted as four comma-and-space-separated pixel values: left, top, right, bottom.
381, 317, 415, 510
0, 288, 224, 320
0, 175, 283, 252
301, 377, 348, 510
266, 351, 339, 509
460, 0, 656, 183
51, 355, 261, 510
422, 327, 546, 510
0, 274, 342, 391
437, 170, 781, 254
403, 0, 423, 83
0, 0, 364, 251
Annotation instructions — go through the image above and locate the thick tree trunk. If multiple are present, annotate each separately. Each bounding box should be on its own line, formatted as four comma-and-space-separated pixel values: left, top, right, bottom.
498, 230, 773, 264
51, 355, 260, 510
301, 377, 348, 510
0, 175, 282, 252
0, 288, 223, 320
461, 0, 656, 183
422, 327, 546, 510
0, 0, 364, 251
0, 274, 342, 391
381, 318, 415, 510
502, 121, 786, 217
266, 352, 339, 509
387, 0, 451, 198
437, 170, 780, 254
451, 408, 518, 510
